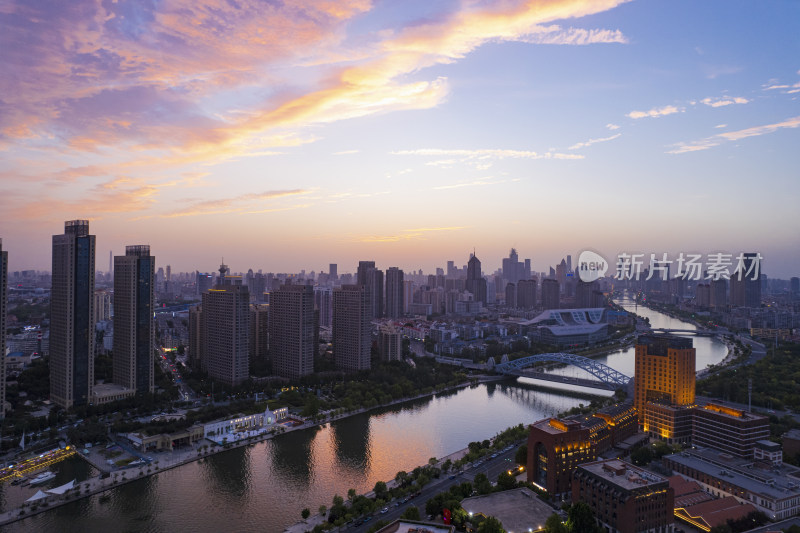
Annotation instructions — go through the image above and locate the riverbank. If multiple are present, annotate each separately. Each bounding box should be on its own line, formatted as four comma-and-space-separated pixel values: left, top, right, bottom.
0, 375, 506, 528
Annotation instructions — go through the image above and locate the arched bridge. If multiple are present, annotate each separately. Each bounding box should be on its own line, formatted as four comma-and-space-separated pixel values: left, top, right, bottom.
494, 353, 631, 390
649, 328, 716, 336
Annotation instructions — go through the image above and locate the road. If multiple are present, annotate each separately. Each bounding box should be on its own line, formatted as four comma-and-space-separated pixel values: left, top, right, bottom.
345, 441, 541, 533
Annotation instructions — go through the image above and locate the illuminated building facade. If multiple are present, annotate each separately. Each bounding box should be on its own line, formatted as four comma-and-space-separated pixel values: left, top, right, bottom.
635, 334, 696, 437
527, 418, 596, 498
572, 459, 675, 533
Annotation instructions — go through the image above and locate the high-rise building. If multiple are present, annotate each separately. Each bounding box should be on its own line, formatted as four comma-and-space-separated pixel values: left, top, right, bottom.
50, 220, 96, 409
196, 271, 213, 295
188, 305, 205, 371
314, 286, 333, 327
403, 280, 414, 314
201, 278, 250, 386
791, 277, 799, 298
385, 267, 404, 319
333, 285, 371, 371
575, 280, 598, 308
270, 284, 315, 379
249, 303, 269, 364
730, 253, 762, 308
634, 334, 695, 427
465, 252, 487, 304
113, 245, 155, 394
502, 248, 522, 284
329, 263, 338, 281
710, 279, 727, 310
505, 282, 516, 308
541, 278, 559, 309
378, 325, 402, 362
0, 239, 6, 417
517, 279, 537, 309
696, 283, 710, 308
93, 289, 112, 324
357, 261, 384, 319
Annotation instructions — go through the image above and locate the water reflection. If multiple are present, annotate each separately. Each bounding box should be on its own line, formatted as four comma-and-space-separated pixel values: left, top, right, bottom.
268, 426, 315, 488
331, 414, 371, 476
201, 445, 251, 501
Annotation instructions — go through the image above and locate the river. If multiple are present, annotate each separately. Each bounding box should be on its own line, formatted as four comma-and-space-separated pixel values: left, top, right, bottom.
4, 297, 727, 532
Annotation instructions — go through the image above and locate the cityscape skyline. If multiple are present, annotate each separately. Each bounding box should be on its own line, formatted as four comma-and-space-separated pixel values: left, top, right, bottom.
1, 0, 799, 277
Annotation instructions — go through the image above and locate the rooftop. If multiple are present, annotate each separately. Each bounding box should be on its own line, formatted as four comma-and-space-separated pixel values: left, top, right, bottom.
460, 488, 554, 533
376, 520, 454, 533
636, 334, 693, 352
664, 448, 800, 501
578, 459, 667, 490
531, 418, 583, 435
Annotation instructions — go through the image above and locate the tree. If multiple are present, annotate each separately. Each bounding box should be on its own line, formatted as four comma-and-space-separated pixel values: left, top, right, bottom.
514, 444, 527, 466
401, 506, 421, 521
395, 470, 409, 486
545, 514, 568, 533
477, 516, 505, 533
629, 445, 654, 466
474, 473, 492, 495
347, 488, 357, 501
318, 505, 327, 516
496, 471, 517, 491
301, 508, 310, 519
373, 481, 388, 500
442, 459, 452, 473
566, 502, 601, 533
332, 494, 344, 507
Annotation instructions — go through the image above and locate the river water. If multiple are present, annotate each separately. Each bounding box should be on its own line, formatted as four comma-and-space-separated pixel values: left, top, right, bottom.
4, 297, 727, 532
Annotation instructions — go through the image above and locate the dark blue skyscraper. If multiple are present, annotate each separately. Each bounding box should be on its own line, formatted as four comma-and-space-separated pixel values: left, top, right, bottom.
51, 220, 95, 408
114, 245, 155, 394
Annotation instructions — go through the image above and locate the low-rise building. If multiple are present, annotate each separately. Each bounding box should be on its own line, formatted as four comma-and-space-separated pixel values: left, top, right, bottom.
670, 475, 759, 532
663, 448, 800, 520
91, 382, 135, 405
572, 458, 674, 533
203, 407, 288, 440
692, 404, 770, 459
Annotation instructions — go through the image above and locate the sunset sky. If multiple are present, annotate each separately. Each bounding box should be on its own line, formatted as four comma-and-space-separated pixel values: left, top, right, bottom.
1, 0, 798, 277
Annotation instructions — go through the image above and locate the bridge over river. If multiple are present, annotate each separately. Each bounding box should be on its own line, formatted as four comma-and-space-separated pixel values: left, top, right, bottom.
492, 353, 632, 391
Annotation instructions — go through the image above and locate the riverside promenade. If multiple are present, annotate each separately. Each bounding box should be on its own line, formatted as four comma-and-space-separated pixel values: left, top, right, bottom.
0, 376, 501, 528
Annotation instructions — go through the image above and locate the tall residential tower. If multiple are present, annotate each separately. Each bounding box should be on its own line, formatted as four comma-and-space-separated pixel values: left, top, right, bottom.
50, 220, 96, 409
113, 245, 155, 393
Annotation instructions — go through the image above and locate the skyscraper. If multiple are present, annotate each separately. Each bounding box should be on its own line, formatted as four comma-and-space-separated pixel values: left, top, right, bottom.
357, 260, 384, 318
541, 278, 560, 309
385, 267, 404, 319
502, 248, 521, 284
465, 252, 487, 304
50, 220, 95, 409
113, 245, 155, 394
249, 303, 269, 364
0, 239, 6, 417
314, 286, 333, 327
505, 282, 516, 307
710, 279, 727, 310
202, 277, 250, 386
329, 263, 338, 281
269, 284, 315, 379
575, 280, 598, 308
188, 304, 205, 372
333, 285, 371, 371
730, 253, 762, 308
517, 279, 537, 309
